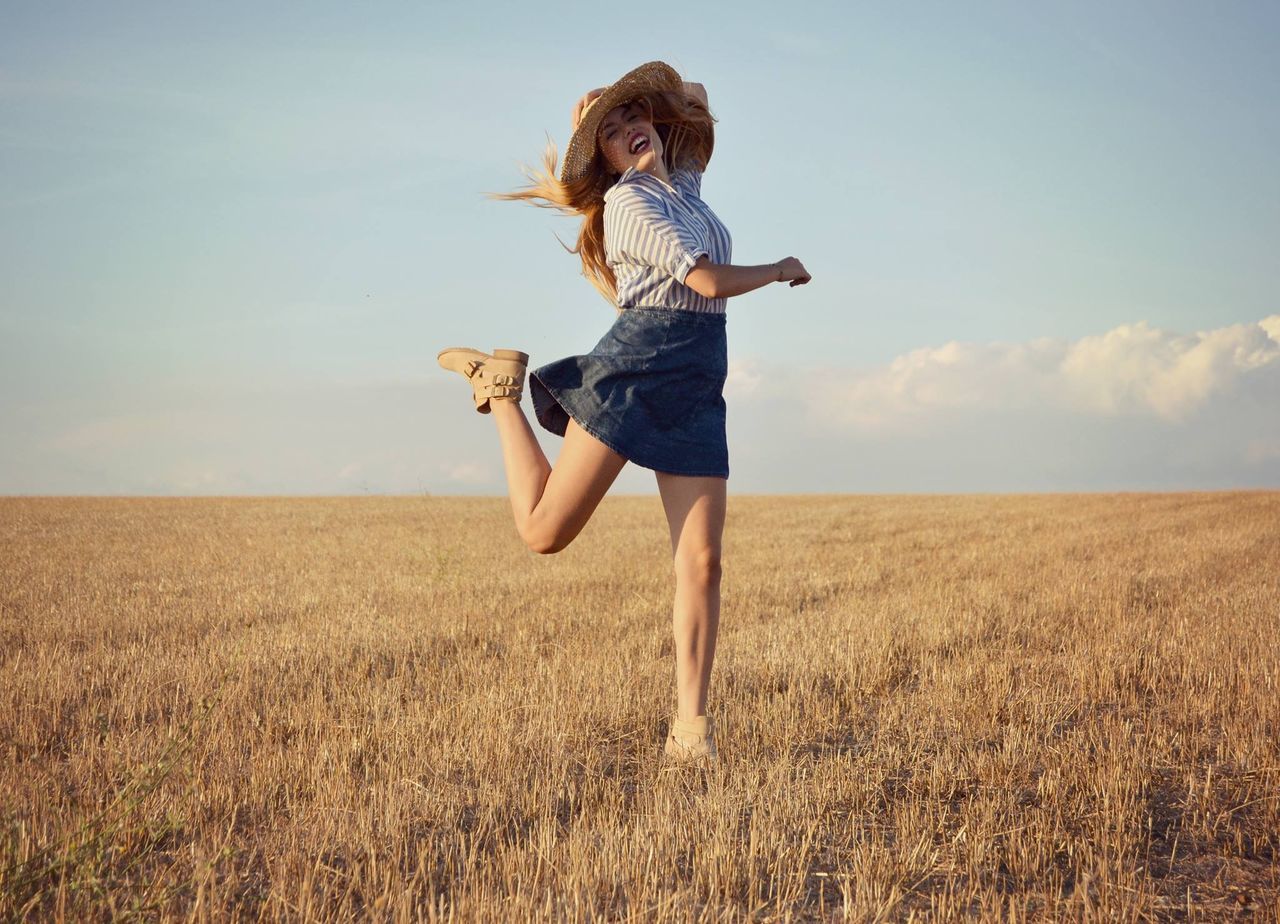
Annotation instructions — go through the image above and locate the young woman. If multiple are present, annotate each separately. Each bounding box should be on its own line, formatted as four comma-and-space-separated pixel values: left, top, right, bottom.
438, 61, 811, 765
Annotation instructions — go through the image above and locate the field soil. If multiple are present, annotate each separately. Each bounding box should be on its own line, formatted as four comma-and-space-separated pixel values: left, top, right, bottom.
1, 493, 1277, 921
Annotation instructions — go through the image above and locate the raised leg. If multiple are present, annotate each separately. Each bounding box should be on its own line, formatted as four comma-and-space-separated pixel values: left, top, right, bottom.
489, 399, 627, 553
655, 472, 726, 722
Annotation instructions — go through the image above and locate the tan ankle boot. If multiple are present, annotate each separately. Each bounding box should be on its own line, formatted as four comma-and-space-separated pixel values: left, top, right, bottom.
436, 347, 529, 414
663, 714, 718, 766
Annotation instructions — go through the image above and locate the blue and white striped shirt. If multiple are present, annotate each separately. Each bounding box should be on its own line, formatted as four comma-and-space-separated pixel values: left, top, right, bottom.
603, 165, 733, 314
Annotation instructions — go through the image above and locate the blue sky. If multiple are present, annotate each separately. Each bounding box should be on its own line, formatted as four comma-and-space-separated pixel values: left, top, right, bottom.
2, 1, 1277, 494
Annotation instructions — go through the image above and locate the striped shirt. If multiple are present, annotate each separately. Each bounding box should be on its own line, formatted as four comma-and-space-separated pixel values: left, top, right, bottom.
603, 164, 733, 314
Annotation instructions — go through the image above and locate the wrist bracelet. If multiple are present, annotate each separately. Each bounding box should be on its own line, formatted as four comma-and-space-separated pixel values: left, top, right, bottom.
774, 262, 782, 282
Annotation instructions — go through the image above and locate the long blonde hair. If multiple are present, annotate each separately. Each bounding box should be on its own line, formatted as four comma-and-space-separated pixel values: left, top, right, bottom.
484, 89, 716, 309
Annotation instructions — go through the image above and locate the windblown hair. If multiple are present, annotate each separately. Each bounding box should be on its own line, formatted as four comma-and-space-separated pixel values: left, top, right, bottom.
484, 89, 716, 310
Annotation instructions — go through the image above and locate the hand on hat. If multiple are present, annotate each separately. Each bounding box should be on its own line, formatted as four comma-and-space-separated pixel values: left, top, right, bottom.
572, 87, 607, 130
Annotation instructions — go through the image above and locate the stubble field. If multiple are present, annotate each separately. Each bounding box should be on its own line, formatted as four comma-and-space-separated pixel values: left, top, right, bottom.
1, 492, 1277, 922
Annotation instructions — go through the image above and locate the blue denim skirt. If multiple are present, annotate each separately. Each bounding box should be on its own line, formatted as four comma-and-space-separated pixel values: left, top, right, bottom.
528, 307, 729, 478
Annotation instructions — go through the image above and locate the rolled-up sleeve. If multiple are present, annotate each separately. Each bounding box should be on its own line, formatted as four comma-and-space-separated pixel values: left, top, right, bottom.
605, 188, 708, 285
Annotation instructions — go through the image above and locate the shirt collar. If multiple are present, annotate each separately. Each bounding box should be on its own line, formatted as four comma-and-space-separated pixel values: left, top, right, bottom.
615, 165, 681, 197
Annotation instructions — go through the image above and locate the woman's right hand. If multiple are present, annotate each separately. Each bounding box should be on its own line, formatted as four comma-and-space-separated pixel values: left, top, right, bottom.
775, 257, 812, 287
572, 88, 607, 129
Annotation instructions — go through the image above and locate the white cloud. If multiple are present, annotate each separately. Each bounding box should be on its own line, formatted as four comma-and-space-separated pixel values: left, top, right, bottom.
439, 460, 493, 485
716, 314, 1280, 492
762, 314, 1280, 432
50, 413, 174, 453
1060, 318, 1280, 419
49, 408, 251, 454
159, 466, 254, 494
724, 358, 763, 399
1244, 439, 1280, 465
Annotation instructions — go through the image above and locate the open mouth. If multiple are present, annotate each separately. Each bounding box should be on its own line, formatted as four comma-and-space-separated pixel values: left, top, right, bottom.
629, 134, 650, 155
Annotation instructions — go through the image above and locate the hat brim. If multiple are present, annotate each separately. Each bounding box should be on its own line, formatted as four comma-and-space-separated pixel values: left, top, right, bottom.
558, 61, 685, 186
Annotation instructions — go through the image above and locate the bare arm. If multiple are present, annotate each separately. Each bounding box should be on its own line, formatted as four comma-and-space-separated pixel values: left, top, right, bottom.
684, 256, 810, 299
670, 83, 811, 298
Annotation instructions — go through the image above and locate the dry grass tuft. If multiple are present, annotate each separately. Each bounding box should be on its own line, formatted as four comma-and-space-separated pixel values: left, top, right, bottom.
1, 492, 1277, 921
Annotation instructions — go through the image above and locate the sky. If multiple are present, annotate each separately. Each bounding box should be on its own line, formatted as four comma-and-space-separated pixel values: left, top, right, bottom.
2, 1, 1278, 495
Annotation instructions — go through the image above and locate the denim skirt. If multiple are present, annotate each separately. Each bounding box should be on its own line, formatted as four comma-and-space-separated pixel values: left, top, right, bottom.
528, 307, 729, 478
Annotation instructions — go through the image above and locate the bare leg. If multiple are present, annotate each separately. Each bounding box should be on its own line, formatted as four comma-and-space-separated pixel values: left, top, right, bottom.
489, 399, 627, 553
655, 472, 726, 722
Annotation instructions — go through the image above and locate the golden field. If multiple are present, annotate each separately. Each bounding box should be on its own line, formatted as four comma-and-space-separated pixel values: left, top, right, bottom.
1, 492, 1277, 922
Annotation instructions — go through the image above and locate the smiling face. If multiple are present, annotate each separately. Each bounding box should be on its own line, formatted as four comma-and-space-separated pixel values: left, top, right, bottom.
596, 99, 664, 177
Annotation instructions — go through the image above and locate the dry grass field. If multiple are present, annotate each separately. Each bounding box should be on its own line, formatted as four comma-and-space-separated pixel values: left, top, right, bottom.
1, 492, 1277, 922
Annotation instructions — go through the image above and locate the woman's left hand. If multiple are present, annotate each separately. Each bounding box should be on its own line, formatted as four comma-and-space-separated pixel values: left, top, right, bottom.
572, 88, 607, 129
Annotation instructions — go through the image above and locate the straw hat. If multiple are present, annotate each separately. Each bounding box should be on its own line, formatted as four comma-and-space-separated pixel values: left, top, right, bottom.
559, 60, 685, 185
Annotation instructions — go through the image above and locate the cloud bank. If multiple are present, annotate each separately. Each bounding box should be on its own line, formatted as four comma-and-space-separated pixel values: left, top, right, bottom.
728, 315, 1280, 431
3, 316, 1277, 494
724, 314, 1279, 492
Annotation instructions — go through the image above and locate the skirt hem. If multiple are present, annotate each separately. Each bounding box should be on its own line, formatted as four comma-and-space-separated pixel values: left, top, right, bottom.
526, 307, 730, 480
529, 372, 729, 479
